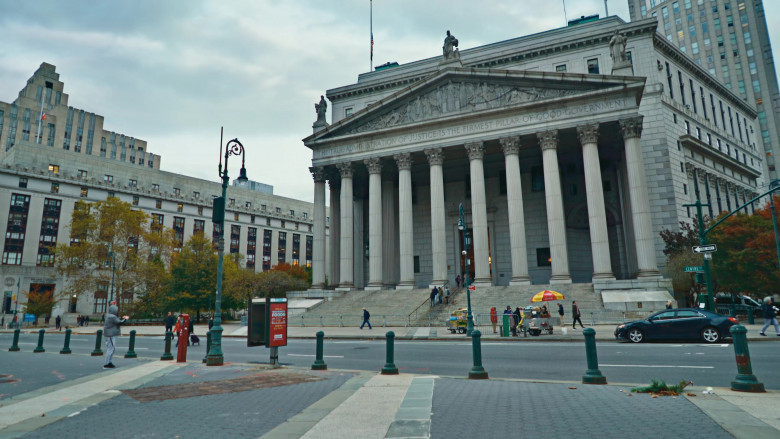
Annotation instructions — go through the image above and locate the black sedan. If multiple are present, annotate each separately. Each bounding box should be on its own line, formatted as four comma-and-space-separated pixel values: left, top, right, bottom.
615, 308, 738, 343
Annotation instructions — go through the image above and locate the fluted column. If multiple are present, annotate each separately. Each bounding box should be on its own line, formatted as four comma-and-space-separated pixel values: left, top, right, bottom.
425, 148, 447, 287
577, 123, 614, 281
364, 157, 384, 290
382, 177, 397, 288
538, 130, 571, 284
337, 162, 354, 289
620, 116, 660, 277
310, 167, 327, 289
395, 153, 415, 289
465, 142, 491, 286
328, 177, 340, 287
499, 136, 530, 285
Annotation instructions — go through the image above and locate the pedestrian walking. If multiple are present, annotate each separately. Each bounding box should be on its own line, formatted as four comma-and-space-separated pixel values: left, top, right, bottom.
666, 300, 674, 309
84, 315, 89, 326
208, 316, 214, 330
101, 313, 105, 323
360, 308, 372, 330
438, 286, 443, 304
188, 317, 194, 346
557, 303, 564, 324
164, 311, 176, 333
430, 287, 437, 307
759, 297, 780, 336
102, 304, 128, 369
77, 315, 82, 327
45, 315, 50, 326
455, 274, 461, 288
572, 301, 585, 329
55, 315, 61, 331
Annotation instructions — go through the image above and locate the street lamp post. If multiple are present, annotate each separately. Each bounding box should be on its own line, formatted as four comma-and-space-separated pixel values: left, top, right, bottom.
458, 203, 474, 336
770, 179, 780, 271
207, 137, 248, 366
107, 249, 116, 304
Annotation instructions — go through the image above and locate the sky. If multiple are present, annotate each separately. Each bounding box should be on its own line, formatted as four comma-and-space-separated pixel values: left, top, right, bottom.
1, 0, 779, 202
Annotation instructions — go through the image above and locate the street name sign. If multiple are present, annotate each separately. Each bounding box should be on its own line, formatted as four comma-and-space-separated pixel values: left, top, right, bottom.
684, 266, 704, 272
692, 245, 717, 254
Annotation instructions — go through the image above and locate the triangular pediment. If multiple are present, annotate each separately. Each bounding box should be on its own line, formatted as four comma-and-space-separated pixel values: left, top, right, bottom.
305, 68, 644, 144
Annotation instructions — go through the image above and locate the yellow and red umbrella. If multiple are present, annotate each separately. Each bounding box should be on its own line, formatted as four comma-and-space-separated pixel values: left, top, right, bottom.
531, 290, 565, 303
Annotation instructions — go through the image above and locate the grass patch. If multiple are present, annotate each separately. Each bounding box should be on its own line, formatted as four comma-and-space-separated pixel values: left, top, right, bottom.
631, 379, 692, 396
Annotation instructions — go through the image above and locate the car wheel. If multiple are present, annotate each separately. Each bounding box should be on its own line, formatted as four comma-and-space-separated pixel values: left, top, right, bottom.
627, 328, 644, 343
701, 327, 720, 343
458, 328, 466, 334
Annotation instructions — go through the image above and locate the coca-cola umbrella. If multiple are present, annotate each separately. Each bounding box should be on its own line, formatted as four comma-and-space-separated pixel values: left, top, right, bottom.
531, 290, 565, 302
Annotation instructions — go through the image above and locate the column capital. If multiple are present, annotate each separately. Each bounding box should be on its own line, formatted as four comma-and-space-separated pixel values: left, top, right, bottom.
537, 129, 558, 151
619, 116, 644, 140
336, 162, 354, 179
394, 152, 413, 171
364, 157, 382, 174
576, 123, 600, 145
425, 148, 444, 166
465, 142, 485, 160
499, 136, 520, 156
309, 166, 326, 183
684, 162, 696, 179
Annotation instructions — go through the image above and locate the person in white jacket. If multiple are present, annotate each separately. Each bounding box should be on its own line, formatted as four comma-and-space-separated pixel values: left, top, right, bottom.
102, 304, 128, 369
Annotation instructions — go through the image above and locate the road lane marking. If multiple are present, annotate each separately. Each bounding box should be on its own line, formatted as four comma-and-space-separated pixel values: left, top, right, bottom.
600, 364, 714, 369
287, 354, 344, 358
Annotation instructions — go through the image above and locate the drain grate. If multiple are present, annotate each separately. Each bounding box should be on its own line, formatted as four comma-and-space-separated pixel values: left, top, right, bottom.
122, 372, 323, 402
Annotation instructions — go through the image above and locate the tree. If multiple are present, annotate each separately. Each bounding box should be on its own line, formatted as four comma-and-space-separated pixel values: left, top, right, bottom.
255, 271, 309, 298
24, 286, 57, 319
223, 254, 262, 310
169, 233, 218, 319
659, 218, 703, 256
54, 197, 175, 315
271, 262, 310, 283
708, 196, 780, 296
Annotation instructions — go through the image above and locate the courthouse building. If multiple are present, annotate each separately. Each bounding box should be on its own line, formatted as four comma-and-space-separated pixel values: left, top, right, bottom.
1, 63, 323, 319
304, 16, 766, 295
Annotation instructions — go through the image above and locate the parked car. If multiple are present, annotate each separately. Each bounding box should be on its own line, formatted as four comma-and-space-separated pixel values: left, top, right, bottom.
615, 308, 738, 343
714, 293, 762, 311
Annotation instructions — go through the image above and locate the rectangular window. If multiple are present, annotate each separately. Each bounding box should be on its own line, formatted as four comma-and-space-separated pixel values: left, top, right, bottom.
48, 164, 59, 173
292, 233, 300, 266
263, 229, 272, 271
177, 203, 183, 213
152, 183, 160, 191
586, 58, 599, 74
174, 187, 181, 196
194, 219, 205, 235
80, 187, 88, 198
133, 195, 139, 206
156, 199, 162, 209
104, 174, 113, 183
50, 183, 59, 193
173, 216, 185, 250
129, 179, 137, 187
277, 231, 287, 263
18, 177, 27, 188
555, 64, 566, 72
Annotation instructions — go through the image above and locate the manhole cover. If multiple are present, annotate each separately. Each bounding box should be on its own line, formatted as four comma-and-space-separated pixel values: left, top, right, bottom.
122, 372, 323, 402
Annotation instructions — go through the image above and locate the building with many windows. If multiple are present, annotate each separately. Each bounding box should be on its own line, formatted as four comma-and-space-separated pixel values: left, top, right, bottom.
1, 63, 326, 320
627, 0, 780, 178
304, 16, 765, 301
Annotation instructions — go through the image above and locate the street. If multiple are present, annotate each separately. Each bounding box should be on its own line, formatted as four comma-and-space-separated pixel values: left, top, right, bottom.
4, 332, 778, 389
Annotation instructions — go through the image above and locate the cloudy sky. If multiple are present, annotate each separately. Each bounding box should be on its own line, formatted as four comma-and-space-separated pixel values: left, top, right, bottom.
1, 1, 779, 202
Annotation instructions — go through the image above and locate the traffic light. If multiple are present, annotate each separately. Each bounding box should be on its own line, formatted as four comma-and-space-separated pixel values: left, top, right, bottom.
11, 294, 16, 302
695, 273, 704, 284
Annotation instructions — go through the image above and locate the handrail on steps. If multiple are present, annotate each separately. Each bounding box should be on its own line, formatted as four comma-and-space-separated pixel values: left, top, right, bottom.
407, 281, 451, 324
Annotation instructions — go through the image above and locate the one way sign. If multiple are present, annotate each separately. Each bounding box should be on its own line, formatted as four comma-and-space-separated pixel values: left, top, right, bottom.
692, 244, 717, 254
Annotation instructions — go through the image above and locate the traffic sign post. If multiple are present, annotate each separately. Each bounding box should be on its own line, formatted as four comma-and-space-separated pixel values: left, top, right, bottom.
692, 245, 717, 254
684, 266, 704, 272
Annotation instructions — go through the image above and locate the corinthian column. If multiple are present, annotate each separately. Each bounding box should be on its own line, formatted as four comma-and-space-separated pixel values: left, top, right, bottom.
620, 116, 660, 277
500, 136, 530, 285
577, 123, 614, 281
465, 142, 491, 286
395, 152, 415, 289
425, 148, 448, 287
336, 162, 355, 289
310, 166, 327, 289
364, 157, 384, 290
538, 130, 571, 284
328, 177, 340, 287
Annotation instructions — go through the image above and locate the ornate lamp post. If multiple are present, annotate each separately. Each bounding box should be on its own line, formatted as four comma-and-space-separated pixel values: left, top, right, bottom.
207, 137, 248, 366
107, 248, 116, 304
458, 203, 474, 336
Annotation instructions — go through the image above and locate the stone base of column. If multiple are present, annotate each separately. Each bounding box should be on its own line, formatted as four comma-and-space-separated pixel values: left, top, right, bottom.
336, 283, 354, 292
550, 274, 572, 284
472, 278, 493, 287
635, 270, 661, 278
309, 283, 326, 290
382, 283, 397, 290
591, 273, 616, 282
396, 282, 416, 290
365, 283, 383, 291
509, 276, 531, 286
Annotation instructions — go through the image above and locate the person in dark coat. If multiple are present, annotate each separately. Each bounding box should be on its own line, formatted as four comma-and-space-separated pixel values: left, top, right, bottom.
759, 297, 779, 336
164, 311, 176, 334
360, 308, 372, 330
55, 315, 61, 330
572, 301, 584, 329
557, 303, 564, 324
512, 307, 521, 336
208, 316, 214, 330
430, 287, 437, 307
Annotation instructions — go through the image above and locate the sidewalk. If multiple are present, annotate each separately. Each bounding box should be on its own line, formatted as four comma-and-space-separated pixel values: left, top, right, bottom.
0, 350, 777, 438
10, 322, 777, 343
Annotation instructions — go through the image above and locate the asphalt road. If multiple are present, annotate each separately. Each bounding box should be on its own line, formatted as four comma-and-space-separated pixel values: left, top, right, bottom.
5, 332, 779, 389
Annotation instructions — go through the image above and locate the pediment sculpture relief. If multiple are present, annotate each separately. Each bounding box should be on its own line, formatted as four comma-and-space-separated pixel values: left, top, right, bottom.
346, 81, 582, 134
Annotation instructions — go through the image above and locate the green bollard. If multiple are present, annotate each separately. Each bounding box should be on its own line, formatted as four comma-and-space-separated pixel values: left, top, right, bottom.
502, 314, 510, 337
162, 330, 174, 361
729, 325, 765, 392
582, 328, 607, 384
9, 328, 21, 352
33, 329, 46, 353
60, 328, 72, 354
124, 330, 138, 358
203, 331, 212, 363
312, 331, 327, 370
747, 308, 755, 325
91, 329, 104, 356
381, 331, 399, 375
468, 330, 489, 379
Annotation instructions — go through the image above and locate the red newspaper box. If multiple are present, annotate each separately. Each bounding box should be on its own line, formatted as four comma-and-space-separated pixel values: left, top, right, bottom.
176, 313, 190, 362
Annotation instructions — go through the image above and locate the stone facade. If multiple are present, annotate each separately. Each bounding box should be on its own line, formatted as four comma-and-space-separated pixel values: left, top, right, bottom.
304, 17, 765, 292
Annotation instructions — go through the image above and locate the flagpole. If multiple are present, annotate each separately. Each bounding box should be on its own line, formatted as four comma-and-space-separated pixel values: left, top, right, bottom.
370, 0, 373, 71
36, 91, 45, 144
605, 0, 609, 16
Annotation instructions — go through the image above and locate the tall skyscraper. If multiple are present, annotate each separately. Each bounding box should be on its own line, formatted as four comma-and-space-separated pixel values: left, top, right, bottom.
628, 0, 780, 179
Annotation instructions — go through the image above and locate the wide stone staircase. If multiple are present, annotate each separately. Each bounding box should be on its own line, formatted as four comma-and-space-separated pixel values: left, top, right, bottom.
295, 283, 647, 328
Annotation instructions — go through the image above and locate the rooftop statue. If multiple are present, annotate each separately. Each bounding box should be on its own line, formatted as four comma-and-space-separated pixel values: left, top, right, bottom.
609, 30, 628, 64
443, 30, 459, 60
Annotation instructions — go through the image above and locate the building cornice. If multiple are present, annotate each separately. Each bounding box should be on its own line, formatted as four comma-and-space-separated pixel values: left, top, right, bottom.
679, 134, 761, 182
